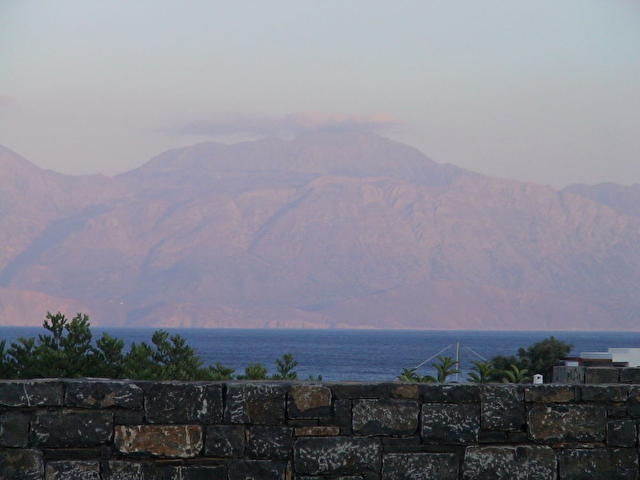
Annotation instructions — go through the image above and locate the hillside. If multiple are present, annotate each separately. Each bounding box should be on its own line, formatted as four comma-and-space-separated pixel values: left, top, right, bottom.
1, 133, 639, 329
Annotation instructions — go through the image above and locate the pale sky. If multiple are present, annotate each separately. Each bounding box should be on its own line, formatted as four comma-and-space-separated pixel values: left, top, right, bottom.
1, 0, 639, 187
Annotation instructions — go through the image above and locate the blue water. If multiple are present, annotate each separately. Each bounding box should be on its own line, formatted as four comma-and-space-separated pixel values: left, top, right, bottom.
1, 327, 640, 381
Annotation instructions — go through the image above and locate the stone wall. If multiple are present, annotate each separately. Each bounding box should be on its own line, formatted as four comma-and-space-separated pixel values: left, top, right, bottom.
1, 379, 640, 479
554, 365, 640, 384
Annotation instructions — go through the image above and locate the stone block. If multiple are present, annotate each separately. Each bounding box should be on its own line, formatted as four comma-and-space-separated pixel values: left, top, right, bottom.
30, 410, 113, 447
552, 366, 585, 384
105, 462, 226, 480
114, 425, 202, 458
584, 367, 619, 384
391, 384, 419, 399
225, 383, 287, 425
0, 380, 63, 406
45, 460, 100, 480
288, 385, 332, 418
478, 430, 508, 443
382, 452, 458, 479
332, 399, 352, 432
294, 437, 381, 475
421, 403, 480, 444
65, 380, 143, 409
295, 426, 340, 436
0, 411, 29, 447
462, 445, 556, 480
420, 384, 480, 403
481, 385, 524, 431
246, 426, 293, 460
177, 466, 228, 480
524, 385, 575, 403
580, 385, 628, 402
144, 383, 223, 423
352, 399, 419, 435
103, 461, 144, 480
330, 382, 395, 399
113, 410, 145, 425
204, 425, 245, 457
228, 460, 288, 480
607, 420, 637, 448
527, 405, 606, 443
0, 448, 44, 480
558, 448, 638, 480
626, 386, 640, 418
620, 368, 640, 384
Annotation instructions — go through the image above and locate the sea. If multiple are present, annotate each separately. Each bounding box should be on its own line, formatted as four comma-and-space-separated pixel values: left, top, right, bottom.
1, 327, 639, 382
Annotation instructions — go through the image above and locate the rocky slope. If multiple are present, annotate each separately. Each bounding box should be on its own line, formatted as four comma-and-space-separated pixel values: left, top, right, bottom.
1, 133, 639, 329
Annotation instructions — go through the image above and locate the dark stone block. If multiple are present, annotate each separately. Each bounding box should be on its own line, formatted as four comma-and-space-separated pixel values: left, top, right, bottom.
421, 403, 480, 444
462, 445, 556, 480
145, 383, 223, 423
178, 466, 227, 480
225, 383, 287, 425
0, 380, 63, 407
383, 453, 458, 479
330, 383, 395, 399
288, 385, 332, 418
65, 381, 143, 409
607, 405, 628, 418
607, 420, 637, 448
558, 448, 638, 480
113, 410, 145, 425
294, 437, 381, 475
481, 385, 524, 431
352, 399, 419, 435
45, 460, 100, 480
0, 411, 29, 447
246, 426, 293, 460
584, 367, 619, 384
332, 399, 352, 432
478, 430, 508, 443
103, 461, 144, 480
620, 368, 640, 384
580, 385, 629, 402
0, 448, 44, 480
228, 460, 288, 480
527, 405, 606, 443
41, 448, 109, 461
420, 384, 480, 403
204, 425, 245, 457
524, 385, 575, 403
626, 386, 640, 418
31, 410, 113, 447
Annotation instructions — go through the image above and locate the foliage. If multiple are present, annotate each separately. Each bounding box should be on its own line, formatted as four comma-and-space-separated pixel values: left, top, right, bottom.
397, 368, 436, 383
0, 312, 314, 381
516, 336, 572, 382
500, 364, 530, 384
467, 360, 495, 383
433, 356, 460, 383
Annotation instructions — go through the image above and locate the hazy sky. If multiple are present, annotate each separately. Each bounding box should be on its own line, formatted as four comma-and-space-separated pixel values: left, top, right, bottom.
1, 0, 639, 187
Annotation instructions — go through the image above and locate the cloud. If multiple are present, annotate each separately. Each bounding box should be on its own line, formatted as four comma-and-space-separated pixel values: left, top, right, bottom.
171, 112, 401, 137
0, 94, 18, 109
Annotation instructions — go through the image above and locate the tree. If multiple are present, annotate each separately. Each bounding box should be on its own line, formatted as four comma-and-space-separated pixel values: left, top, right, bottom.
238, 363, 268, 380
272, 353, 298, 380
397, 368, 436, 383
467, 360, 495, 383
433, 356, 460, 383
517, 336, 572, 382
501, 364, 530, 384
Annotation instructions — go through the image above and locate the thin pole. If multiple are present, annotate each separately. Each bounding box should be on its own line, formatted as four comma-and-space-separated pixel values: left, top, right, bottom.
455, 342, 460, 382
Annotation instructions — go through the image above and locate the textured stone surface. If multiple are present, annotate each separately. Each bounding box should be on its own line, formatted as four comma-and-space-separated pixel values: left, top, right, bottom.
558, 448, 639, 480
420, 384, 480, 403
392, 384, 419, 399
580, 385, 628, 403
352, 399, 419, 435
295, 426, 340, 436
288, 385, 332, 418
144, 383, 223, 423
114, 425, 203, 458
228, 460, 288, 480
204, 425, 245, 457
584, 367, 619, 384
0, 380, 63, 406
481, 385, 524, 431
65, 380, 143, 409
0, 411, 29, 447
422, 403, 480, 444
294, 437, 381, 475
607, 420, 636, 448
552, 366, 585, 384
524, 385, 575, 403
45, 460, 100, 480
462, 446, 556, 480
527, 405, 606, 443
625, 386, 640, 418
383, 453, 458, 480
225, 383, 287, 425
246, 426, 293, 460
620, 368, 640, 384
104, 462, 227, 480
30, 410, 113, 447
0, 448, 44, 480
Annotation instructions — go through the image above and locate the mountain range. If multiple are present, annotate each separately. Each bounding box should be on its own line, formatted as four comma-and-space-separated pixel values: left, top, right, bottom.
1, 132, 638, 330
